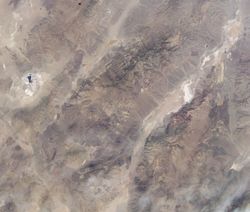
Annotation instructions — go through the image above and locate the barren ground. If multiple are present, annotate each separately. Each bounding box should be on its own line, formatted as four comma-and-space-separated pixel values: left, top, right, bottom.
0, 0, 250, 211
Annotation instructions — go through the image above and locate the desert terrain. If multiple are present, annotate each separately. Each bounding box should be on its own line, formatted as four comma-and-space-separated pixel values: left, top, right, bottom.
0, 0, 250, 211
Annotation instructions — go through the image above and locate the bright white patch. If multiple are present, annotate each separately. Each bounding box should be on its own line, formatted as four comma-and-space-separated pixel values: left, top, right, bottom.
230, 153, 250, 172
226, 52, 232, 60
181, 80, 194, 103
2, 64, 6, 70
13, 12, 23, 21
223, 18, 241, 46
230, 162, 243, 172
201, 55, 211, 70
22, 73, 43, 97
106, 9, 111, 14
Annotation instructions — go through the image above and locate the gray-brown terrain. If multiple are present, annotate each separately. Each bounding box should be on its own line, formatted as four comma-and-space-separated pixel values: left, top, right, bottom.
0, 0, 250, 211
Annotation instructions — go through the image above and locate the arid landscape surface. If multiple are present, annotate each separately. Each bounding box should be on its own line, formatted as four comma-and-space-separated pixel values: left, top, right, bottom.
0, 0, 250, 211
